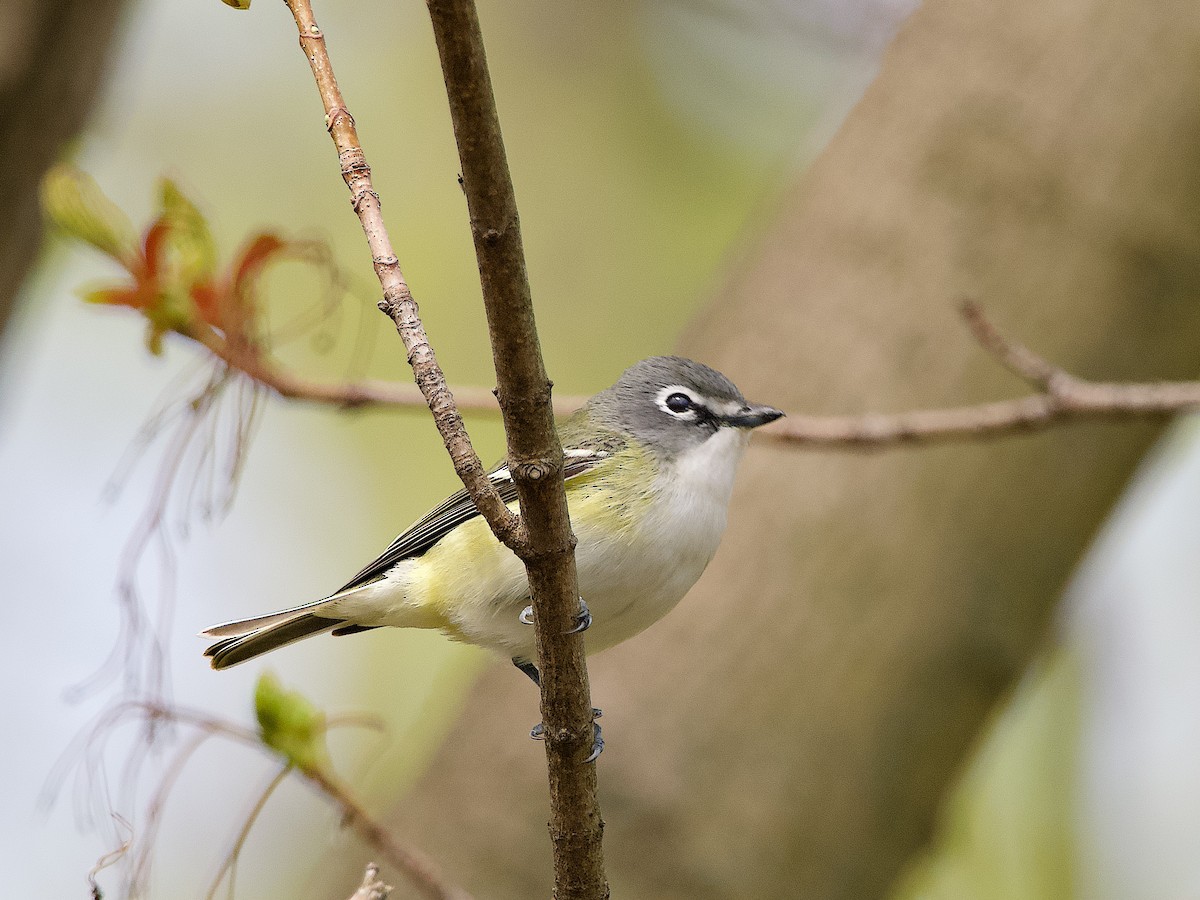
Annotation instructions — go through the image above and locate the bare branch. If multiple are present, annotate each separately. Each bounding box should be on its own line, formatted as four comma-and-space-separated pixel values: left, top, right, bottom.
206, 764, 291, 900
64, 699, 466, 900
759, 302, 1200, 449
424, 1, 607, 897
958, 298, 1063, 388
304, 769, 471, 900
182, 322, 587, 415
187, 294, 1200, 454
279, 1, 604, 896
281, 0, 525, 551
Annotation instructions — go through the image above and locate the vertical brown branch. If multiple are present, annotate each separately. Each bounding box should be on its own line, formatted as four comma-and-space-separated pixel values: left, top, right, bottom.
424, 2, 608, 899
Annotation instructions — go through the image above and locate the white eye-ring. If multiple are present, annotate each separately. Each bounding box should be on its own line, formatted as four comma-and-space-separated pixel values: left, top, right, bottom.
656, 385, 700, 419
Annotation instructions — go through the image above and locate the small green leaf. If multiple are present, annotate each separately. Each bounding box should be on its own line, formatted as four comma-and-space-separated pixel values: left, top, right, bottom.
221, 0, 252, 8
158, 178, 218, 285
41, 166, 138, 267
254, 672, 332, 775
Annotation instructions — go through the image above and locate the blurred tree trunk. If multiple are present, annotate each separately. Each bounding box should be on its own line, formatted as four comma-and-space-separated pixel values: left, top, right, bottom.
380, 0, 1200, 897
0, 0, 128, 341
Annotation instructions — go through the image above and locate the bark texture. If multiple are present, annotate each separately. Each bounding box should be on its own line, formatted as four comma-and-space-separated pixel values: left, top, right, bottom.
283, 0, 522, 549
0, 0, 129, 341
426, 2, 607, 897
381, 1, 1200, 897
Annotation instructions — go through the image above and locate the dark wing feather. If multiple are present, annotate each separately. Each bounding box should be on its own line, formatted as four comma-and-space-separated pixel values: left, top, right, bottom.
333, 450, 612, 594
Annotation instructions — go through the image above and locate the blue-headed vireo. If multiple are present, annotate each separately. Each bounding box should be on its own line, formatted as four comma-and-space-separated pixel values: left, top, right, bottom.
202, 357, 781, 744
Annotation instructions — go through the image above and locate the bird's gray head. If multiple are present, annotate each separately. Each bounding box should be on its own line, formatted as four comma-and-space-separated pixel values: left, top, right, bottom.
588, 356, 783, 459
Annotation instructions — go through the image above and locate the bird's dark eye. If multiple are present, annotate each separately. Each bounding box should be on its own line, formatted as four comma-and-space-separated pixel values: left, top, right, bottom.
665, 392, 693, 413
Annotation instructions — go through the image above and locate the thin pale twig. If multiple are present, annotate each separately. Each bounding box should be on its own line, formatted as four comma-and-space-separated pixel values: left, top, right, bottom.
958, 298, 1062, 387
303, 768, 473, 900
280, 0, 526, 551
758, 301, 1200, 450
206, 764, 292, 900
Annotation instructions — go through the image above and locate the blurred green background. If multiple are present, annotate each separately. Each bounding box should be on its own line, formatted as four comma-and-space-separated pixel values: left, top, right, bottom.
6, 2, 1200, 899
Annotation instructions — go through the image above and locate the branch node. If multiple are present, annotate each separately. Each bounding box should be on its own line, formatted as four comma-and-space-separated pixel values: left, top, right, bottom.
326, 106, 354, 132
1044, 370, 1081, 401
960, 299, 1064, 388
351, 188, 381, 213
512, 458, 558, 482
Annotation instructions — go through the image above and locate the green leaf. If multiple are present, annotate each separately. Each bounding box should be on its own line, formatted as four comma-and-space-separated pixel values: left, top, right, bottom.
254, 672, 332, 775
221, 0, 252, 7
158, 178, 218, 286
41, 166, 138, 267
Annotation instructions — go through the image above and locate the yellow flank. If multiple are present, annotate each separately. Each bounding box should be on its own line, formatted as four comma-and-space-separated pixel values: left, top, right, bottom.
417, 513, 517, 630
412, 440, 657, 630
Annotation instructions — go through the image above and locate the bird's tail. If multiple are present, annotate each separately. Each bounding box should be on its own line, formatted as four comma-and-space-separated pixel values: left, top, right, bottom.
201, 600, 347, 670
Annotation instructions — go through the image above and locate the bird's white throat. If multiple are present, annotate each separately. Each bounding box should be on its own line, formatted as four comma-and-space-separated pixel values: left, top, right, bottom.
635, 425, 751, 567
667, 426, 752, 507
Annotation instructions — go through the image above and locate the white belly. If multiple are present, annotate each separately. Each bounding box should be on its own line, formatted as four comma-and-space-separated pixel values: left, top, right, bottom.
573, 472, 730, 654
468, 427, 750, 660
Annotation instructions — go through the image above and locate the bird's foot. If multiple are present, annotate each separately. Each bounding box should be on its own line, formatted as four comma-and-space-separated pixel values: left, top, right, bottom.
518, 597, 592, 635
567, 598, 591, 634
530, 707, 604, 763
585, 720, 604, 763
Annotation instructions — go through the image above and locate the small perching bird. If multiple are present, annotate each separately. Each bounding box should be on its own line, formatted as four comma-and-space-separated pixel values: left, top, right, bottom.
202, 357, 782, 754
